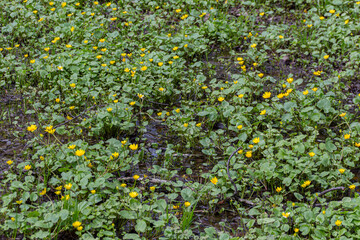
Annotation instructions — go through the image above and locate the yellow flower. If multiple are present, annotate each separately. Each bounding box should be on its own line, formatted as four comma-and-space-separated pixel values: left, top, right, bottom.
68, 145, 76, 150
30, 59, 35, 64
324, 55, 329, 59
259, 12, 264, 16
349, 184, 356, 190
175, 109, 180, 113
286, 78, 293, 83
91, 190, 96, 194
96, 55, 102, 59
173, 205, 180, 209
49, 1, 54, 5
129, 144, 138, 150
308, 152, 315, 157
312, 87, 318, 92
246, 151, 252, 158
70, 83, 76, 88
196, 123, 202, 127
275, 187, 282, 192
133, 175, 140, 180
75, 149, 85, 157
238, 149, 243, 154
129, 192, 139, 198
45, 125, 56, 134
99, 38, 105, 43
260, 109, 266, 115
101, 48, 107, 52
173, 46, 178, 51
24, 165, 31, 170
262, 92, 271, 99
237, 125, 243, 130
107, 108, 112, 112
158, 62, 163, 66
218, 97, 224, 102
137, 93, 144, 99
66, 44, 72, 48
344, 134, 350, 139
277, 93, 284, 99
278, 35, 284, 39
339, 113, 346, 117
238, 94, 244, 98
73, 221, 81, 228
183, 123, 188, 127
110, 60, 115, 64
16, 200, 23, 204
335, 220, 342, 226
303, 90, 309, 95
253, 137, 260, 144
319, 16, 324, 20
11, 217, 15, 221
141, 66, 147, 71
329, 9, 335, 14
184, 202, 191, 207
150, 186, 156, 191
301, 180, 311, 188
64, 183, 72, 190
39, 188, 47, 196
355, 142, 360, 147
27, 124, 37, 132
250, 44, 257, 48
6, 160, 13, 165
55, 191, 61, 195
111, 17, 117, 21
338, 169, 345, 174
282, 212, 290, 218
210, 177, 218, 185
77, 226, 83, 231
121, 183, 127, 187
345, 19, 349, 24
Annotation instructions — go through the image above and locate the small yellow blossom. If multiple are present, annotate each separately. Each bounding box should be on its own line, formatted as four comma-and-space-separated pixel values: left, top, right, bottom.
129, 192, 139, 198
275, 187, 282, 192
129, 144, 138, 150
64, 183, 72, 190
27, 124, 37, 132
73, 221, 81, 228
335, 220, 342, 226
263, 92, 271, 99
184, 202, 191, 207
75, 149, 85, 157
282, 212, 290, 218
39, 188, 47, 196
210, 177, 218, 185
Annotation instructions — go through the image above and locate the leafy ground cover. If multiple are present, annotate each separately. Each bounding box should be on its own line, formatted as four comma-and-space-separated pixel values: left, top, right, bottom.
1, 0, 360, 239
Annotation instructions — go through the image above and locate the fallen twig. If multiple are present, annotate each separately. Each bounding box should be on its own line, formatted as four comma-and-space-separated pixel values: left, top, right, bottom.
312, 186, 346, 207
54, 104, 100, 128
227, 146, 242, 195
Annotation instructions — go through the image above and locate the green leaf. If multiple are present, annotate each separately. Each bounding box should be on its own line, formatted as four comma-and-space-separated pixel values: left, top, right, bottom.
59, 209, 69, 220
123, 233, 141, 240
135, 219, 147, 233
300, 224, 310, 235
120, 210, 137, 219
257, 218, 275, 224
317, 98, 331, 113
294, 192, 304, 200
